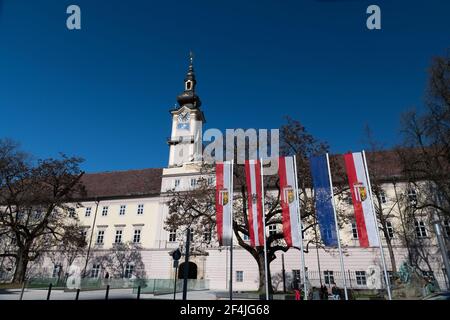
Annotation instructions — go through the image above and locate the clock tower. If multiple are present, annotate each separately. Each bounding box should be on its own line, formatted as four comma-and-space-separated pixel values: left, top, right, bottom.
167, 53, 205, 168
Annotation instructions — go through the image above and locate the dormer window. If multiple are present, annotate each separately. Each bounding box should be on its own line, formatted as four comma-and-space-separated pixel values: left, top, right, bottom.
186, 80, 192, 90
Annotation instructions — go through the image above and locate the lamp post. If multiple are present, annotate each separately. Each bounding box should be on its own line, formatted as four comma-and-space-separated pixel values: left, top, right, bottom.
182, 228, 191, 300
172, 248, 182, 300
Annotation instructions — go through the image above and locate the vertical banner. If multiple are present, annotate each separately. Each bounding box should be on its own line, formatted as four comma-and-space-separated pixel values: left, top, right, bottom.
310, 155, 338, 247
216, 161, 233, 246
344, 152, 379, 248
278, 156, 302, 248
245, 159, 265, 247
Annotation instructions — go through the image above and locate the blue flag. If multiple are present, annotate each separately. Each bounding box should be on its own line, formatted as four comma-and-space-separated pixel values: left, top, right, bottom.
310, 155, 338, 247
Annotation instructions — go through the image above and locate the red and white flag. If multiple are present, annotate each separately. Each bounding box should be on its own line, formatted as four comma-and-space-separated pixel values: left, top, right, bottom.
278, 156, 302, 248
245, 159, 265, 247
216, 161, 233, 246
344, 152, 379, 248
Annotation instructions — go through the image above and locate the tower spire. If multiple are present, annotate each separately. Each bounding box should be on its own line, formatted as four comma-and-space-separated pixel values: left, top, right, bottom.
176, 51, 201, 109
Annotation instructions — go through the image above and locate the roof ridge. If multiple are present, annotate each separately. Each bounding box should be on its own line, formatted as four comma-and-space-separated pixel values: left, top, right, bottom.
84, 167, 163, 175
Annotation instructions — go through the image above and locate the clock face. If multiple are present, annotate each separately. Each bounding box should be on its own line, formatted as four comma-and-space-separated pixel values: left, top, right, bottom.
177, 122, 190, 130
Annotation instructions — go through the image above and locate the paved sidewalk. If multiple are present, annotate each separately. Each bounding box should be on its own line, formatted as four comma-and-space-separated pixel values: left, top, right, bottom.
0, 288, 226, 300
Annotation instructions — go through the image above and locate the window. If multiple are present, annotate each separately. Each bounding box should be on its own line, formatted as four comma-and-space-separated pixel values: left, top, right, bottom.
124, 264, 134, 279
387, 271, 395, 284
268, 224, 277, 236
408, 189, 417, 206
355, 271, 367, 285
324, 271, 334, 285
190, 178, 197, 187
85, 207, 92, 217
133, 229, 141, 243
119, 205, 126, 216
443, 220, 450, 238
379, 191, 387, 204
115, 230, 123, 244
207, 177, 214, 185
81, 229, 88, 239
203, 230, 211, 242
91, 264, 101, 278
137, 204, 144, 215
33, 209, 42, 220
292, 269, 301, 280
96, 230, 105, 244
385, 221, 394, 239
68, 208, 76, 217
351, 222, 359, 239
102, 206, 109, 216
243, 234, 250, 241
169, 230, 177, 242
174, 179, 180, 188
52, 264, 60, 278
422, 270, 435, 279
236, 271, 244, 282
415, 220, 427, 238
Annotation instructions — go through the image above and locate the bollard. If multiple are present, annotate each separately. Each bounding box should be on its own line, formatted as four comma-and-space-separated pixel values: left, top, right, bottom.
47, 283, 53, 300
19, 281, 26, 301
75, 288, 80, 300
105, 285, 110, 300
137, 286, 141, 300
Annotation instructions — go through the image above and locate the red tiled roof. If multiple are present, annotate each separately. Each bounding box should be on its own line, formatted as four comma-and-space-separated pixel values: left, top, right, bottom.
330, 149, 405, 183
79, 168, 163, 200
74, 149, 411, 200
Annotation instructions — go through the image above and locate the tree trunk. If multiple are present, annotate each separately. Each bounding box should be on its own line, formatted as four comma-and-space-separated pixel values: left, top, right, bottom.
12, 248, 29, 284
256, 251, 273, 295
385, 237, 397, 273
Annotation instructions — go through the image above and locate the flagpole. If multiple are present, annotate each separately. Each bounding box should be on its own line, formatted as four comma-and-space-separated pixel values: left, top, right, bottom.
293, 155, 308, 300
260, 158, 270, 300
362, 150, 392, 300
326, 153, 348, 300
229, 160, 234, 300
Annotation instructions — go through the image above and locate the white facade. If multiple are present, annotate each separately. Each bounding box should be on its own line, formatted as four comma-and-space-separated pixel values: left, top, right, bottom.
32, 59, 450, 292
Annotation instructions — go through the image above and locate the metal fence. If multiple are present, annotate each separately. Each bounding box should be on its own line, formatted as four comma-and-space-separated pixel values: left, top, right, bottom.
284, 269, 449, 292
0, 277, 209, 300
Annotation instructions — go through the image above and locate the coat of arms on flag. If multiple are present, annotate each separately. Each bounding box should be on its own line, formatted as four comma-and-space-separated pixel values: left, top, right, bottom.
283, 186, 295, 204
219, 188, 229, 206
353, 182, 367, 202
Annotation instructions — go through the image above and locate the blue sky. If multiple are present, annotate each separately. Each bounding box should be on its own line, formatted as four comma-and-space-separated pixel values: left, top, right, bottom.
0, 0, 449, 172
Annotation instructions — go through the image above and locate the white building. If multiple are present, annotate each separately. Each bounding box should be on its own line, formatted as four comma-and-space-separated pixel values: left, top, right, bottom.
29, 57, 450, 292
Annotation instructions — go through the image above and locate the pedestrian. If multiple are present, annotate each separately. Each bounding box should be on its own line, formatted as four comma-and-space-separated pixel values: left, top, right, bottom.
320, 285, 329, 300
331, 282, 340, 300
312, 287, 321, 300
291, 276, 301, 300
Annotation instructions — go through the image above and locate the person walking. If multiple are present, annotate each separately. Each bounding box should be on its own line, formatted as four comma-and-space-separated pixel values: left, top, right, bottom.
292, 277, 301, 300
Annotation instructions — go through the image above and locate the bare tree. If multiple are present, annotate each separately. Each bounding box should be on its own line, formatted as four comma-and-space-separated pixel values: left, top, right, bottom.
106, 242, 146, 279
399, 51, 450, 219
0, 139, 86, 283
48, 227, 87, 284
165, 118, 338, 293
362, 126, 404, 272
398, 51, 450, 273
